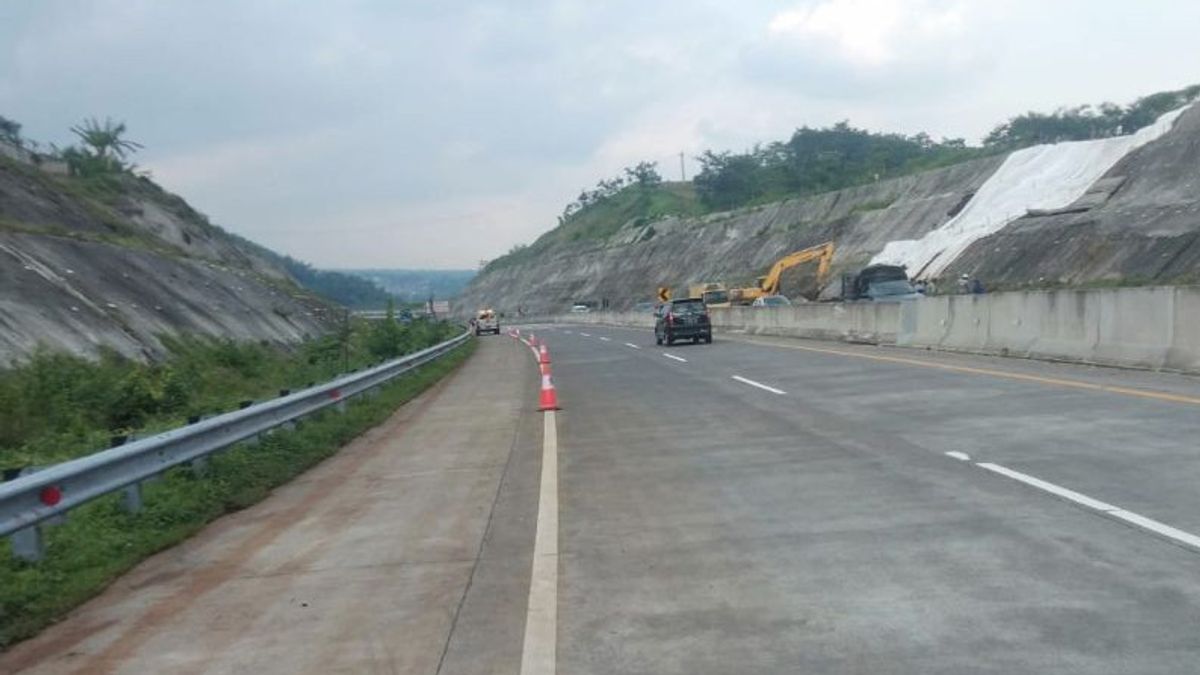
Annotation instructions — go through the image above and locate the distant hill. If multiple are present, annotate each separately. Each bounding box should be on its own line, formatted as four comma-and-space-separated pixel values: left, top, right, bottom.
341, 269, 476, 303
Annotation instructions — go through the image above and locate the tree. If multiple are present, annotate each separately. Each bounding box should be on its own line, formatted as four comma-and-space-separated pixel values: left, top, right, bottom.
69, 117, 143, 164
624, 161, 662, 189
0, 115, 21, 146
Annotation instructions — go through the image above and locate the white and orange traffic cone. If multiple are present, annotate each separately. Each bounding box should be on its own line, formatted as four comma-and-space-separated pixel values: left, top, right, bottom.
538, 373, 559, 411
539, 344, 550, 365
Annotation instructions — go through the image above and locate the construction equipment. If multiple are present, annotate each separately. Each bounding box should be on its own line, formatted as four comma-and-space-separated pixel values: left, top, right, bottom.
841, 264, 921, 302
730, 242, 835, 305
688, 282, 731, 308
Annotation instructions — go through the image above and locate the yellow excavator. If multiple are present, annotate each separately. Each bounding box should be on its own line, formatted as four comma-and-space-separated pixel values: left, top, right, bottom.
729, 241, 835, 305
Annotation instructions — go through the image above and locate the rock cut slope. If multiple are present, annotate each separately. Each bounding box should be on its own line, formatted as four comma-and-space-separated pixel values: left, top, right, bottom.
0, 156, 337, 365
461, 103, 1200, 312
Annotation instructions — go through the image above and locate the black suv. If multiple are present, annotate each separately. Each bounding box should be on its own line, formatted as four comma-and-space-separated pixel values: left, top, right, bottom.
654, 298, 713, 345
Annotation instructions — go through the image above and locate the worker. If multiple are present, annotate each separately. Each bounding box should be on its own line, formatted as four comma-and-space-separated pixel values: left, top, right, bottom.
957, 274, 971, 294
970, 278, 986, 294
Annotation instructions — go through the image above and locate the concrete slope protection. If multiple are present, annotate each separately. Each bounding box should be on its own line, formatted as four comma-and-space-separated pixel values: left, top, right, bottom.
0, 159, 336, 364
873, 104, 1193, 279
463, 102, 1200, 315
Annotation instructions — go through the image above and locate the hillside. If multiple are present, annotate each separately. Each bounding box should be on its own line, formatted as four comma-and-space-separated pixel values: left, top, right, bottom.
460, 89, 1200, 313
0, 142, 338, 365
342, 268, 477, 303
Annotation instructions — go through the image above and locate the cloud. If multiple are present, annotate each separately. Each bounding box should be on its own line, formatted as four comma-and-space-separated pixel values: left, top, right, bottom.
768, 0, 966, 67
2, 1, 1199, 269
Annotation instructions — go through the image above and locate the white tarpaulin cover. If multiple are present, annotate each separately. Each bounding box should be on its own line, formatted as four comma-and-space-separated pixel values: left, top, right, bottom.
871, 105, 1192, 279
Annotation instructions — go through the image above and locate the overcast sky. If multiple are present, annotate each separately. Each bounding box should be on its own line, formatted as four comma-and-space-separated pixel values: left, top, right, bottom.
2, 1, 1197, 269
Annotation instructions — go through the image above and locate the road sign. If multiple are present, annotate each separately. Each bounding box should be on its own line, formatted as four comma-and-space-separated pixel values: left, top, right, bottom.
657, 287, 671, 302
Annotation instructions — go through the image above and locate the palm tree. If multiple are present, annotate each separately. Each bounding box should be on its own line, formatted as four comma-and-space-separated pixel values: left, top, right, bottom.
69, 117, 142, 162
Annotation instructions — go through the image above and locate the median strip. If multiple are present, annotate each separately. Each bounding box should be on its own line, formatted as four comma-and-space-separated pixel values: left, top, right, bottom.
662, 353, 687, 363
731, 375, 786, 395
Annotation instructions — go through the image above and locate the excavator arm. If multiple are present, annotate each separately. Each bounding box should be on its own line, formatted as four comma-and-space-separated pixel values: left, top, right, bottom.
758, 242, 835, 295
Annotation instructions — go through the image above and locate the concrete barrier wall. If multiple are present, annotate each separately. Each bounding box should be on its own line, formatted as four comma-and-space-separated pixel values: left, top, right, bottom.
901, 286, 1200, 374
709, 303, 900, 344
549, 285, 1200, 374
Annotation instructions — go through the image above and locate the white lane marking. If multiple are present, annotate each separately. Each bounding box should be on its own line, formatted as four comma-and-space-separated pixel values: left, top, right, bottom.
579, 332, 591, 337
945, 451, 971, 462
977, 463, 1118, 511
731, 375, 786, 395
520, 410, 559, 675
662, 353, 688, 363
1109, 509, 1200, 550
598, 336, 611, 342
624, 343, 642, 350
977, 462, 1200, 551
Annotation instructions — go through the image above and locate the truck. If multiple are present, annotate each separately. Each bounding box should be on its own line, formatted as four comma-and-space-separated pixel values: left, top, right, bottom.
688, 282, 731, 308
840, 264, 922, 302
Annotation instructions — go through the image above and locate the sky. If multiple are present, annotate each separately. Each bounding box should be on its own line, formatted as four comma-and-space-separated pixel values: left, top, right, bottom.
2, 1, 1198, 270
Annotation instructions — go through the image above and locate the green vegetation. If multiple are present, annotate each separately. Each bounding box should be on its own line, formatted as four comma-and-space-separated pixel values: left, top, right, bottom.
984, 84, 1200, 149
0, 321, 460, 467
0, 336, 473, 648
693, 123, 981, 211
225, 233, 397, 309
342, 269, 476, 303
480, 83, 1198, 275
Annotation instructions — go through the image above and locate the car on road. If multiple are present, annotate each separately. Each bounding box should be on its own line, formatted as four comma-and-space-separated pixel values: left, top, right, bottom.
751, 295, 792, 308
474, 308, 500, 335
570, 304, 591, 314
654, 298, 713, 345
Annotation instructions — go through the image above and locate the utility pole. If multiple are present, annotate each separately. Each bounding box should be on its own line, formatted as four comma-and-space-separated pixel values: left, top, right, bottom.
679, 151, 686, 181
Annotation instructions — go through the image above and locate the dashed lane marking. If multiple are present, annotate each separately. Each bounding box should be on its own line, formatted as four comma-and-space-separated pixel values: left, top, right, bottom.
731, 375, 786, 395
624, 343, 641, 350
579, 332, 591, 337
662, 353, 688, 363
598, 337, 611, 342
945, 451, 971, 461
977, 462, 1200, 551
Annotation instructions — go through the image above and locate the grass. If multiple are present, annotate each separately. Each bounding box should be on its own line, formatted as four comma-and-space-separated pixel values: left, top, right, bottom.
0, 338, 475, 649
0, 322, 459, 467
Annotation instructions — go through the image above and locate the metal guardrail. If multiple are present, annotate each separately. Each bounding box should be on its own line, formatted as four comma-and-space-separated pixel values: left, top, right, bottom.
0, 329, 472, 561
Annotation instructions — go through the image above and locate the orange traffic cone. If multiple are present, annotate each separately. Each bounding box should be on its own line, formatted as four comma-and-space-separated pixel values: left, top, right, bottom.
540, 362, 552, 376
539, 344, 551, 364
538, 374, 559, 411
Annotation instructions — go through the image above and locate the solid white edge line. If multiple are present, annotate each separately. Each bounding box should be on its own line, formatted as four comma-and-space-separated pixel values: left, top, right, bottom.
731, 375, 786, 395
662, 353, 687, 363
624, 343, 642, 350
519, 411, 558, 675
945, 451, 971, 461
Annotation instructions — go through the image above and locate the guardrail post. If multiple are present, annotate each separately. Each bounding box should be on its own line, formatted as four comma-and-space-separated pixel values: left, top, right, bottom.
121, 483, 143, 513
185, 415, 209, 477
11, 524, 45, 562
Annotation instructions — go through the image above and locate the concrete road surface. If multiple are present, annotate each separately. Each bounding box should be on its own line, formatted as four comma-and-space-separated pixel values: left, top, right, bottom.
1, 340, 542, 675
9, 328, 1200, 674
